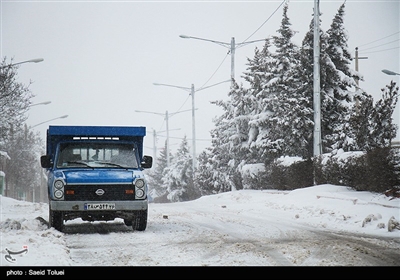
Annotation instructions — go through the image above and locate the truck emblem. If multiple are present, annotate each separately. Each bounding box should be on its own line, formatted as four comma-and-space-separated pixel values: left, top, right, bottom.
95, 189, 105, 196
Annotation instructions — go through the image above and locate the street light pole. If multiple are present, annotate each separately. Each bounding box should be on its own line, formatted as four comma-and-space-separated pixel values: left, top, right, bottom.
31, 115, 68, 128
190, 84, 195, 170
0, 58, 44, 69
180, 35, 265, 85
153, 80, 229, 171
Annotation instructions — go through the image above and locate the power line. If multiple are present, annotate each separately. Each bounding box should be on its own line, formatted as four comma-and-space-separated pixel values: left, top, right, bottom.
359, 39, 399, 51
358, 31, 400, 48
360, 46, 400, 55
241, 0, 286, 44
198, 53, 229, 90
173, 93, 191, 114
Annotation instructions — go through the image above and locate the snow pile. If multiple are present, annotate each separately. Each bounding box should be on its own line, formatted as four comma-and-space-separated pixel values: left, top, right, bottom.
0, 196, 73, 266
272, 185, 400, 234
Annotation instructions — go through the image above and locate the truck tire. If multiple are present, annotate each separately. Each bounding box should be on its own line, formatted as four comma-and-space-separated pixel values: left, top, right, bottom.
49, 208, 63, 232
132, 210, 147, 231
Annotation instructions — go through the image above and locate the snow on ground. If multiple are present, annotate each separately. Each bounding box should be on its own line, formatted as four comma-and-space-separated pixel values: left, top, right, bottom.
0, 184, 399, 267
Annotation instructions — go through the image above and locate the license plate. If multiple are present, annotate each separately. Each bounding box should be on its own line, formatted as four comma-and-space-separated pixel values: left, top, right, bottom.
84, 203, 115, 210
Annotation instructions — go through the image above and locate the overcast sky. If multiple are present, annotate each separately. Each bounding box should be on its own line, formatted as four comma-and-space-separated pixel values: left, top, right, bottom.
1, 0, 399, 157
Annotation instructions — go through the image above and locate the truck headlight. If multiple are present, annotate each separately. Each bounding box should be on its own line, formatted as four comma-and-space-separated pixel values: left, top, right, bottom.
134, 178, 146, 199
135, 189, 144, 198
53, 179, 65, 199
54, 180, 64, 189
135, 179, 145, 188
54, 189, 64, 199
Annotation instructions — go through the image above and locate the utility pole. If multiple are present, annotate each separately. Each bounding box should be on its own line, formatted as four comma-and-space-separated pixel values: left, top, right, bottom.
354, 47, 368, 86
313, 0, 322, 158
354, 47, 368, 109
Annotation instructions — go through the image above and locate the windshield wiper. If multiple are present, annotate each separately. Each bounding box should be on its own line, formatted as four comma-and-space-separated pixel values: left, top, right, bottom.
95, 161, 130, 169
66, 161, 94, 169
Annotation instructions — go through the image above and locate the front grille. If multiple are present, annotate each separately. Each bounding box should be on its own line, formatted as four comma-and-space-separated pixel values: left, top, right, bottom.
64, 184, 135, 201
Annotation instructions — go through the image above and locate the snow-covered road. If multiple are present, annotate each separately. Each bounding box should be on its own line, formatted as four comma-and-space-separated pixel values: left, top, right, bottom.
63, 189, 400, 266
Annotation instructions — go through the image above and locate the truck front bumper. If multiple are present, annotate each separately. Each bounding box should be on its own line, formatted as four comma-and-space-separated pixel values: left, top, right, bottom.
50, 199, 148, 211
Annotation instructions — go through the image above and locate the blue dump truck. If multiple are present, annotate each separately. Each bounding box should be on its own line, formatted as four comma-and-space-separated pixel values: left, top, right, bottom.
40, 125, 152, 232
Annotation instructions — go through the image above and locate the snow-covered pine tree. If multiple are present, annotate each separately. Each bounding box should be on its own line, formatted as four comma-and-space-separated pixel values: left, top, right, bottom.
348, 91, 374, 151
228, 81, 257, 180
261, 3, 303, 158
196, 84, 244, 194
243, 38, 277, 163
194, 148, 215, 195
348, 81, 398, 152
162, 135, 199, 202
196, 114, 238, 194
322, 2, 361, 152
146, 140, 171, 199
368, 81, 399, 149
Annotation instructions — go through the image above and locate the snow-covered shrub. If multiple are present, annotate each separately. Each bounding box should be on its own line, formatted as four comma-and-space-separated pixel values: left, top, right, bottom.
314, 150, 366, 189
313, 148, 399, 193
265, 156, 313, 190
364, 147, 400, 193
240, 163, 267, 190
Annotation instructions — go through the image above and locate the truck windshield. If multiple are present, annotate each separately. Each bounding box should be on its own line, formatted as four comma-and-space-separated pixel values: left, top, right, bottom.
56, 143, 139, 169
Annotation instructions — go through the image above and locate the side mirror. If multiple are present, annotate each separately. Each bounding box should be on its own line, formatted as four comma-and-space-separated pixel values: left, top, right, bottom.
40, 155, 52, 168
141, 155, 153, 169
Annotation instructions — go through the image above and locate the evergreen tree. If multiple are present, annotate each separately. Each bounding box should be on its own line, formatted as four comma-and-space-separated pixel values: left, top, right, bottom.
146, 140, 171, 199
228, 81, 256, 177
368, 81, 399, 149
348, 91, 374, 151
326, 3, 361, 88
196, 89, 240, 194
243, 38, 276, 163
195, 148, 219, 195
162, 136, 199, 202
322, 2, 360, 152
262, 3, 303, 158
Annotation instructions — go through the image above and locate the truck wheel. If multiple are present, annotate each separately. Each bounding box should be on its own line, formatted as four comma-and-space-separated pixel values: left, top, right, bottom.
132, 210, 147, 231
49, 209, 63, 232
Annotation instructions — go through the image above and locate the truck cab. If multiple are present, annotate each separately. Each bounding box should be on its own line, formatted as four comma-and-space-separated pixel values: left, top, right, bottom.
40, 126, 152, 232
